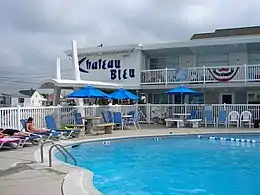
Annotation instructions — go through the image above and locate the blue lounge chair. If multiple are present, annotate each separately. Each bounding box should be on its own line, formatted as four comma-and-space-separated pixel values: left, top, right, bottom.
107, 111, 114, 123
189, 110, 197, 119
127, 111, 141, 129
101, 111, 108, 123
20, 119, 61, 140
65, 112, 85, 128
45, 115, 82, 139
113, 112, 124, 130
204, 110, 216, 127
217, 110, 227, 128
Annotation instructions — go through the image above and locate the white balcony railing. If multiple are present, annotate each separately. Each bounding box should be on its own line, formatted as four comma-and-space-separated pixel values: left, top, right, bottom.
141, 64, 260, 84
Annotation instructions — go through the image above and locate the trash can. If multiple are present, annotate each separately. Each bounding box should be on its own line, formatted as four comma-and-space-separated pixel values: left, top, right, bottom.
254, 119, 259, 128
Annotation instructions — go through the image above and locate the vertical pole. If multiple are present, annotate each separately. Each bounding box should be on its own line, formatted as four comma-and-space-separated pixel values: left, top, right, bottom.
244, 64, 247, 83
17, 105, 21, 130
71, 40, 81, 81
56, 58, 61, 80
165, 68, 168, 86
203, 66, 206, 84
71, 40, 84, 110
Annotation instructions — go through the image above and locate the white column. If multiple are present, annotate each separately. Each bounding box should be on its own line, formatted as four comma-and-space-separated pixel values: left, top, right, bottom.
56, 57, 61, 80
71, 40, 81, 81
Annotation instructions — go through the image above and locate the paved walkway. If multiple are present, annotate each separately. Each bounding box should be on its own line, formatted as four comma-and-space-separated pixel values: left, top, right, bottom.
1, 125, 260, 195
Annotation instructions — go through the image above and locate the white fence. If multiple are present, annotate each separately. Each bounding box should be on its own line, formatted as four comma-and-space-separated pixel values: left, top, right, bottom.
0, 104, 260, 129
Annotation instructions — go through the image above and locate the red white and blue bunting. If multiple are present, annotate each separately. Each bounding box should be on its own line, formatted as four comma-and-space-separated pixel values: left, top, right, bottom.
208, 67, 239, 82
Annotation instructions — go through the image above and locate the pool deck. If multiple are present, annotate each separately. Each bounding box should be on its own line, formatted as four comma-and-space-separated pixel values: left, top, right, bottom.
1, 125, 260, 195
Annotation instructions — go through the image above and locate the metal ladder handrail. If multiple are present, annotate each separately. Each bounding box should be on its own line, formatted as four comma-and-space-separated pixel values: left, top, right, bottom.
40, 140, 77, 167
49, 143, 77, 167
40, 140, 67, 163
40, 140, 56, 163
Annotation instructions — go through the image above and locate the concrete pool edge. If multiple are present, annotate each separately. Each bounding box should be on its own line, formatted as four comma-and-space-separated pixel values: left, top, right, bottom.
34, 130, 260, 195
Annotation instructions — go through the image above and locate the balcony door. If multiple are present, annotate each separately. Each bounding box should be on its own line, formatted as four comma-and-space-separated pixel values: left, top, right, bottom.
220, 93, 234, 104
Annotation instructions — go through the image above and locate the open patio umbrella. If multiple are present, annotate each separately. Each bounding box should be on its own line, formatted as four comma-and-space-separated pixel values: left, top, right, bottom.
67, 85, 110, 99
109, 88, 139, 100
165, 86, 199, 104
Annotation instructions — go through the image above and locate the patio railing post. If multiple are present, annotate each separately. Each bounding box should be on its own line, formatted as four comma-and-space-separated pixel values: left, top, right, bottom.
16, 105, 21, 130
203, 66, 206, 84
147, 103, 151, 124
165, 68, 168, 86
56, 104, 61, 128
93, 105, 97, 116
184, 103, 187, 115
244, 64, 247, 83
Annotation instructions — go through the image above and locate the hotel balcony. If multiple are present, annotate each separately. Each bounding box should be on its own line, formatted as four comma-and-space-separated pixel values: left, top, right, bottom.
140, 64, 260, 87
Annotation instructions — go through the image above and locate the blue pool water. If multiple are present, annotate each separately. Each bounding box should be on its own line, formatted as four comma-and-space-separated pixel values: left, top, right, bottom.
56, 134, 260, 195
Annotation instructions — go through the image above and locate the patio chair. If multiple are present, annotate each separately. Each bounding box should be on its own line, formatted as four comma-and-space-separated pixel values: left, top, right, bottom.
228, 111, 240, 127
101, 111, 108, 123
189, 110, 197, 119
71, 112, 85, 128
113, 112, 124, 130
127, 111, 136, 118
127, 111, 141, 129
240, 111, 252, 128
216, 110, 227, 128
45, 115, 82, 139
107, 111, 114, 123
187, 110, 202, 128
1, 128, 42, 145
20, 119, 61, 140
204, 110, 216, 127
0, 137, 23, 150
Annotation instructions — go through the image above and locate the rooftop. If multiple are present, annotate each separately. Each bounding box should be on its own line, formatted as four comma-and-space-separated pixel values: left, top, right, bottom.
191, 26, 260, 40
64, 26, 260, 56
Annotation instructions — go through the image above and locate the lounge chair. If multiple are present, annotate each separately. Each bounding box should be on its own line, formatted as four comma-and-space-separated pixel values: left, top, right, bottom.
187, 110, 202, 128
45, 115, 82, 139
113, 112, 124, 130
127, 111, 141, 129
101, 111, 108, 123
228, 111, 240, 127
20, 119, 61, 140
204, 110, 216, 127
216, 110, 227, 128
240, 111, 252, 128
1, 128, 42, 145
189, 110, 197, 119
0, 137, 23, 150
107, 111, 114, 123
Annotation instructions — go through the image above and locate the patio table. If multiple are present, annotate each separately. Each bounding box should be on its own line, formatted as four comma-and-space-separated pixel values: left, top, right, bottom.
172, 113, 191, 127
81, 116, 101, 134
122, 115, 134, 129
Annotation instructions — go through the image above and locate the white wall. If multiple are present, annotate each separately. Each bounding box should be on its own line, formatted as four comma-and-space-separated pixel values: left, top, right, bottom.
78, 50, 142, 87
10, 91, 46, 107
30, 91, 46, 106
11, 97, 31, 107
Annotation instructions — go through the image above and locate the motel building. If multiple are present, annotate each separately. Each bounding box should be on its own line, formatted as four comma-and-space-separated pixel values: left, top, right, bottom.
41, 26, 260, 105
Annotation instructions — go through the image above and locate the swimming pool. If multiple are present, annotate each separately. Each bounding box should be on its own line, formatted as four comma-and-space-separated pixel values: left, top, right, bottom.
56, 134, 260, 195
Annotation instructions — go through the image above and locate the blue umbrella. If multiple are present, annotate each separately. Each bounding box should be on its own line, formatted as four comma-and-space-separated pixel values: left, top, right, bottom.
109, 88, 139, 100
165, 86, 198, 95
67, 85, 110, 99
165, 86, 199, 104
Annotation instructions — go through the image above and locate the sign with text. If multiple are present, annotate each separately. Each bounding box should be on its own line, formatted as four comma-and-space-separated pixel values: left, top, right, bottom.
78, 52, 141, 87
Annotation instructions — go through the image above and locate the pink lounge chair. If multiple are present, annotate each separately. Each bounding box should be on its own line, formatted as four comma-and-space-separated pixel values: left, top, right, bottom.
0, 137, 22, 150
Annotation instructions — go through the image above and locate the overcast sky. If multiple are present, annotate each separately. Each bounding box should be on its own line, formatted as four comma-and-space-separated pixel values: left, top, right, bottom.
0, 0, 259, 92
